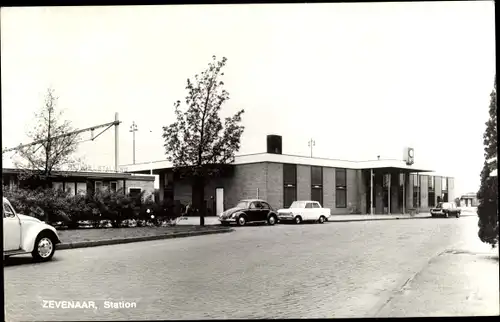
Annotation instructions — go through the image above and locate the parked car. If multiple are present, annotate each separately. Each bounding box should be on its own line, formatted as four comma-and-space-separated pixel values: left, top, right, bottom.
430, 202, 461, 218
3, 197, 61, 261
277, 201, 331, 224
218, 199, 278, 226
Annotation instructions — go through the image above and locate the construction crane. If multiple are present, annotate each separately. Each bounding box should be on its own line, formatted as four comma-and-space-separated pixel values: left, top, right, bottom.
2, 113, 121, 172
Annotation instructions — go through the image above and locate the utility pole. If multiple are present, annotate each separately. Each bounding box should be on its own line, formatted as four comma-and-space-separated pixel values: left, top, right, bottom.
130, 121, 138, 164
308, 139, 315, 158
115, 113, 119, 172
149, 129, 153, 175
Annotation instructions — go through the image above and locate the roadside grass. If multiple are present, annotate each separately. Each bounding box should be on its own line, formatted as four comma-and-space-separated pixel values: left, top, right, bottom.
57, 225, 229, 244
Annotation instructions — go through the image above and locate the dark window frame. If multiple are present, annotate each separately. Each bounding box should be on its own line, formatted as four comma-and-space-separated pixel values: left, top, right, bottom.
335, 168, 347, 208
311, 166, 323, 206
428, 176, 435, 191
413, 173, 420, 208
283, 164, 297, 208
442, 177, 448, 192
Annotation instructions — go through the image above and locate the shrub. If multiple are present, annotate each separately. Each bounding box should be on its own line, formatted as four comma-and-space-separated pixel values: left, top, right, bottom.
3, 186, 163, 229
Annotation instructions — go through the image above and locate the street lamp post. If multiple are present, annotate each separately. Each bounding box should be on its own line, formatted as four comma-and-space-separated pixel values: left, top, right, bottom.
149, 129, 153, 175
130, 121, 138, 164
308, 139, 315, 158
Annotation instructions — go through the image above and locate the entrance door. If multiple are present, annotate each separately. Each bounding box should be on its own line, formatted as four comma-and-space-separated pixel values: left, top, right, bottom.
215, 188, 224, 216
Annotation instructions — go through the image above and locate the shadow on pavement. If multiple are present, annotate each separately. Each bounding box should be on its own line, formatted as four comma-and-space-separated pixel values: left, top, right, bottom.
3, 255, 63, 267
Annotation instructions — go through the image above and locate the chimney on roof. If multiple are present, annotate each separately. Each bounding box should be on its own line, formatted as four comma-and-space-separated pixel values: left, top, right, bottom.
267, 135, 282, 154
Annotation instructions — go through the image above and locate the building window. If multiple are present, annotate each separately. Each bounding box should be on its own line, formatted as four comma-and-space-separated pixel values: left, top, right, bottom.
412, 174, 420, 208
95, 181, 103, 193
65, 182, 76, 196
311, 166, 323, 205
77, 182, 87, 195
129, 188, 142, 198
335, 168, 347, 208
283, 164, 297, 208
428, 176, 435, 207
110, 181, 118, 193
442, 177, 448, 202
53, 182, 63, 191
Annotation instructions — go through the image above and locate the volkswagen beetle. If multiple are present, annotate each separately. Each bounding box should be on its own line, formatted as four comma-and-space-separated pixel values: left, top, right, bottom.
3, 197, 61, 261
218, 199, 278, 226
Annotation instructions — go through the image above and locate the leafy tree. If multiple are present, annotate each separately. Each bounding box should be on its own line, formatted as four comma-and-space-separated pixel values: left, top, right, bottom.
162, 56, 245, 226
13, 88, 81, 183
477, 75, 498, 247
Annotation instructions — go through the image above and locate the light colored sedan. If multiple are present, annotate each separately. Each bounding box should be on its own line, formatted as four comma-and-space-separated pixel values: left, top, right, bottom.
3, 197, 61, 261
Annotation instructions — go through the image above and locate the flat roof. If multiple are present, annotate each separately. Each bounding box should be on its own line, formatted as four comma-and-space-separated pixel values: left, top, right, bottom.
2, 168, 156, 181
121, 152, 440, 175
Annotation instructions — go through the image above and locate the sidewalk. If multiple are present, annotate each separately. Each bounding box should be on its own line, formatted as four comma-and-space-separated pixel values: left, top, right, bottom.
375, 217, 499, 317
177, 212, 474, 226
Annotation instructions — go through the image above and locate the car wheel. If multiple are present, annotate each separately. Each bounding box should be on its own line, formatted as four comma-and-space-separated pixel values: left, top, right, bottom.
237, 215, 246, 226
295, 216, 302, 224
267, 214, 277, 226
445, 211, 449, 218
456, 212, 460, 218
318, 216, 326, 224
32, 233, 56, 262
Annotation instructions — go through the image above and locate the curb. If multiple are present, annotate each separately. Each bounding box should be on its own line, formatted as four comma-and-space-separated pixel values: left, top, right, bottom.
325, 214, 476, 223
57, 228, 234, 250
325, 216, 432, 223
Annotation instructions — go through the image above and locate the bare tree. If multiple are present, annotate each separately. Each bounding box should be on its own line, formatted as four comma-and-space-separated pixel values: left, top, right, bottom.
14, 88, 81, 182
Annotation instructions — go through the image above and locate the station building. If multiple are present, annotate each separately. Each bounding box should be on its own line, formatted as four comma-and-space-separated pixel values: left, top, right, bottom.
123, 135, 455, 216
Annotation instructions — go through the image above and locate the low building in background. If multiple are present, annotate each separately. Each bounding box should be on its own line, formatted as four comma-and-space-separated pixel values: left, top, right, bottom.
1, 168, 155, 200
460, 192, 479, 207
122, 135, 455, 216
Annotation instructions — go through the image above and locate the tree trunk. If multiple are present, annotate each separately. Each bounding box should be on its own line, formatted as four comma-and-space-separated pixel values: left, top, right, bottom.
192, 175, 206, 226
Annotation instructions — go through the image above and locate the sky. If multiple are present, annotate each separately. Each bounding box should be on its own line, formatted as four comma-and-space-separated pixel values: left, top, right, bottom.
1, 2, 496, 196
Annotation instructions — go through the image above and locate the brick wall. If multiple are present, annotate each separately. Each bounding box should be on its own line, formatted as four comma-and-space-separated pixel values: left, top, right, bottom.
356, 170, 366, 214
323, 167, 335, 212
296, 165, 311, 201
224, 163, 267, 209
266, 162, 283, 209
346, 169, 359, 212
125, 179, 155, 200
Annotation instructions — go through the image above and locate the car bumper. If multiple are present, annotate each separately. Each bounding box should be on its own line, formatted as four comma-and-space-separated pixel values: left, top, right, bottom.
278, 215, 294, 221
219, 218, 236, 223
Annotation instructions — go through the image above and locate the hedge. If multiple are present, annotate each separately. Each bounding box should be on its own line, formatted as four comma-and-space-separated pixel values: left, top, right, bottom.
2, 187, 178, 228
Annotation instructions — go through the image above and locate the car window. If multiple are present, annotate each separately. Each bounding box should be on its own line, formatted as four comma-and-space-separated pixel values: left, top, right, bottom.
249, 202, 257, 209
236, 201, 249, 209
305, 203, 313, 209
313, 203, 321, 208
3, 203, 15, 217
261, 202, 270, 210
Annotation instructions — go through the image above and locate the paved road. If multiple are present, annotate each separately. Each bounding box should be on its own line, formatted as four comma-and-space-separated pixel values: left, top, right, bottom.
4, 216, 498, 320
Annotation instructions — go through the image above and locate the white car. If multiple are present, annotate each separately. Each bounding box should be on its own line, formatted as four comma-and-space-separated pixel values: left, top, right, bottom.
3, 197, 61, 261
277, 200, 331, 224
